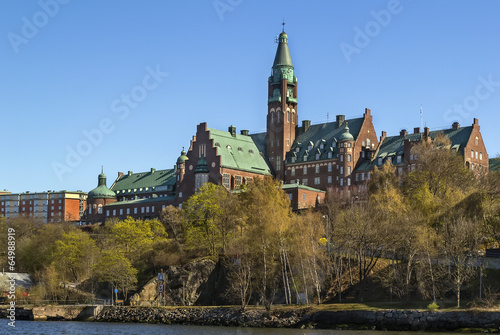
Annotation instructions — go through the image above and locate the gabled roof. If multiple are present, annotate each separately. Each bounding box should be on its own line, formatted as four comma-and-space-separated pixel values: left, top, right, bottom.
111, 169, 176, 194
286, 117, 364, 163
355, 126, 473, 172
208, 128, 271, 175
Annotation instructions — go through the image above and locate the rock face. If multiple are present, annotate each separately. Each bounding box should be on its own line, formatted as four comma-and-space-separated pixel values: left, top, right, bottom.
95, 306, 500, 331
130, 258, 228, 306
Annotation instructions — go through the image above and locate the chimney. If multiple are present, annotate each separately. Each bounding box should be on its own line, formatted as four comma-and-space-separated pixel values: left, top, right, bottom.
228, 125, 236, 137
413, 127, 420, 134
302, 120, 311, 132
151, 168, 156, 173
364, 108, 371, 116
380, 131, 387, 142
128, 171, 133, 176
424, 127, 430, 137
118, 172, 124, 178
473, 118, 479, 127
452, 122, 460, 130
240, 130, 249, 136
336, 115, 345, 128
400, 129, 408, 138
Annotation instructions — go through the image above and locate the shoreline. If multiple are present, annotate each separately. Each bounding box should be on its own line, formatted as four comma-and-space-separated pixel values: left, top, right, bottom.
3, 305, 500, 332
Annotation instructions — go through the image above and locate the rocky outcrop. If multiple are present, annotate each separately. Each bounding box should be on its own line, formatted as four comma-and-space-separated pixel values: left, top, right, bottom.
130, 258, 224, 306
95, 306, 500, 331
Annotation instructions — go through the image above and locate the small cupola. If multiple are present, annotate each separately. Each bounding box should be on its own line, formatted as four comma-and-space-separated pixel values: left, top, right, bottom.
176, 148, 189, 164
338, 122, 354, 142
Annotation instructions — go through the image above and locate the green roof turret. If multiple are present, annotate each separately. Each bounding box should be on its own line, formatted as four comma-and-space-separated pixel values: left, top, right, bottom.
338, 122, 354, 142
88, 170, 116, 199
270, 27, 296, 85
176, 148, 189, 164
194, 155, 209, 173
273, 31, 293, 68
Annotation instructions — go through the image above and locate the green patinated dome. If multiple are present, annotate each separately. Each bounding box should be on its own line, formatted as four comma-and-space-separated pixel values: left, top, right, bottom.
88, 173, 116, 199
176, 149, 189, 164
338, 123, 354, 142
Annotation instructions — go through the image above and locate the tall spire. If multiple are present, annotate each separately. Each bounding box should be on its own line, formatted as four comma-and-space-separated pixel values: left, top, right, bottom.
273, 27, 293, 69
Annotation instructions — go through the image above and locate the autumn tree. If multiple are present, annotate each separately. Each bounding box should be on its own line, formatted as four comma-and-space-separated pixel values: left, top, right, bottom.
93, 250, 138, 301
53, 229, 97, 283
161, 205, 184, 241
237, 177, 292, 310
183, 183, 238, 256
111, 217, 167, 260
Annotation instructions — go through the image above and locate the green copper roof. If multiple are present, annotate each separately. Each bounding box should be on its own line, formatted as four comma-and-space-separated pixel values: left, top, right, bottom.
88, 173, 116, 199
281, 184, 326, 193
490, 158, 500, 171
194, 155, 209, 173
177, 149, 189, 164
285, 117, 364, 164
355, 126, 474, 172
111, 169, 176, 194
273, 32, 293, 68
208, 128, 271, 175
104, 195, 176, 207
338, 123, 355, 142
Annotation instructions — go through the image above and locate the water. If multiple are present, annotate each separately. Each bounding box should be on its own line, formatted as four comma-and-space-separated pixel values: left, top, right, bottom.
0, 320, 460, 335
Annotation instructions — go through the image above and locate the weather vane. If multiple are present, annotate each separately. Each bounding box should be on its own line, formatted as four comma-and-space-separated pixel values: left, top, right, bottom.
282, 19, 286, 32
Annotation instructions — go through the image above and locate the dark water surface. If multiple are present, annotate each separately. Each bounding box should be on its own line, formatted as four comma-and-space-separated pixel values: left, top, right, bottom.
0, 320, 461, 335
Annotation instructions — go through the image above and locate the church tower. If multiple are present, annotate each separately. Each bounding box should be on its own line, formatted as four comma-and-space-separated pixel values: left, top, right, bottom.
267, 26, 298, 179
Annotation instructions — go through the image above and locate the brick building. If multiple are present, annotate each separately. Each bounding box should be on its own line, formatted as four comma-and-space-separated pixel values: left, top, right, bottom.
0, 190, 87, 223
86, 28, 489, 223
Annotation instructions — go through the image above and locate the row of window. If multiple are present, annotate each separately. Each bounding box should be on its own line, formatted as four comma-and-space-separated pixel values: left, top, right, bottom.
470, 150, 484, 161
105, 206, 157, 217
269, 108, 296, 124
290, 163, 352, 176
299, 140, 353, 153
0, 193, 65, 201
222, 173, 253, 190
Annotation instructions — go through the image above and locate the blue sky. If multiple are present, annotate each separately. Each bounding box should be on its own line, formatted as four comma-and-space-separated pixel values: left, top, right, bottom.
1, 0, 499, 194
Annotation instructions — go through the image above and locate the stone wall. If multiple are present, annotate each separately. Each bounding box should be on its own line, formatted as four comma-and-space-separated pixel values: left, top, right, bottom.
95, 306, 500, 331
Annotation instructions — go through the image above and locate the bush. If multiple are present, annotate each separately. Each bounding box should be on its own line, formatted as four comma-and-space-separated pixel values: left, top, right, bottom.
427, 301, 439, 311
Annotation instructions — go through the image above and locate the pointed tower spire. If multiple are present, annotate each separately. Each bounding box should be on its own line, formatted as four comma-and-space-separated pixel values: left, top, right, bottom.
267, 26, 298, 179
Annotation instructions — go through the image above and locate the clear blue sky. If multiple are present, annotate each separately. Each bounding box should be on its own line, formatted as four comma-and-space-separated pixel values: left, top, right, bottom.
1, 0, 499, 194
